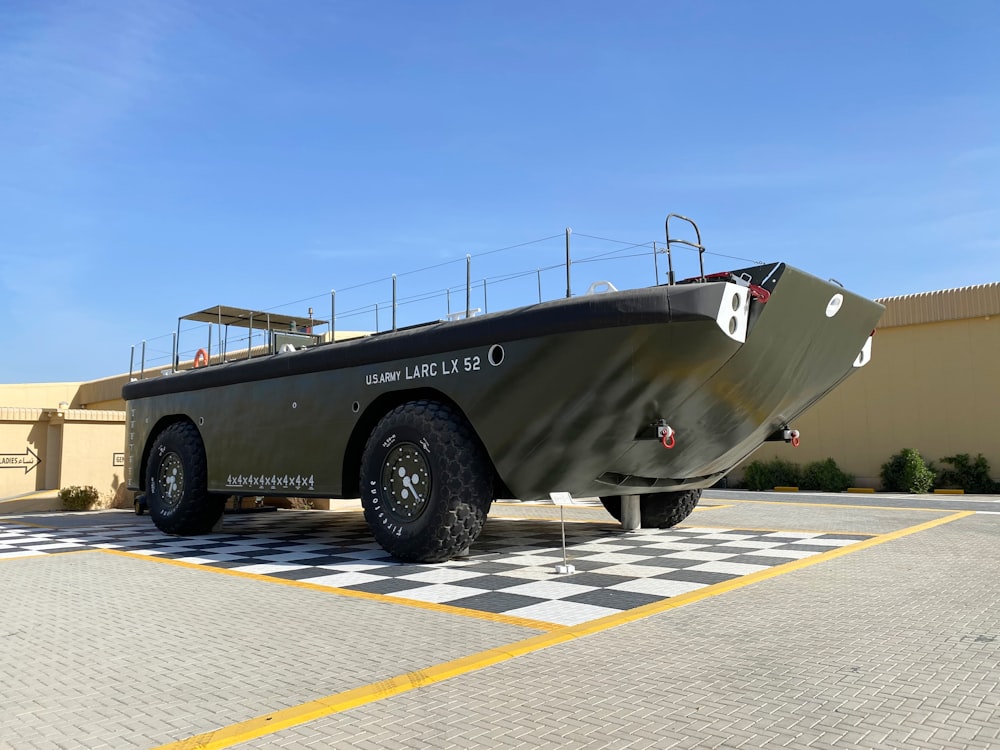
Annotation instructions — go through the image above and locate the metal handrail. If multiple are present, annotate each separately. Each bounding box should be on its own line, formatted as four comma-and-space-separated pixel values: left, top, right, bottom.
665, 213, 705, 284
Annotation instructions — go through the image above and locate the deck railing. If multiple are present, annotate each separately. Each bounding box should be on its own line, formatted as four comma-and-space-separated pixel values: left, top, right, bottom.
128, 218, 761, 380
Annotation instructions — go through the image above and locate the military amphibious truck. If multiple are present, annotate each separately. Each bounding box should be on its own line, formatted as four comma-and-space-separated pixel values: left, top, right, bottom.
122, 215, 884, 562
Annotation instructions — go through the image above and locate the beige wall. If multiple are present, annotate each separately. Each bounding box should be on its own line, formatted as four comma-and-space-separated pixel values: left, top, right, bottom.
0, 407, 126, 500
76, 374, 129, 411
736, 289, 1000, 487
0, 383, 81, 409
58, 414, 130, 497
0, 409, 50, 495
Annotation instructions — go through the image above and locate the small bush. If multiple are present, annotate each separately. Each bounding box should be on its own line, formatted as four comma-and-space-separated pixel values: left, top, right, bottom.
935, 453, 1000, 494
880, 449, 935, 493
800, 458, 854, 493
742, 458, 802, 491
59, 485, 100, 511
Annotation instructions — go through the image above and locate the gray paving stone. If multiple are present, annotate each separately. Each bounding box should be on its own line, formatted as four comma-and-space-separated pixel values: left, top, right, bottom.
2, 503, 998, 749
236, 512, 999, 750
0, 551, 533, 749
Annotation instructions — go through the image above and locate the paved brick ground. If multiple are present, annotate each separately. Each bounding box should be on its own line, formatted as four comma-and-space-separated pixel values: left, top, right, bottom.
690, 501, 945, 536
237, 513, 1000, 750
0, 552, 534, 750
1, 502, 997, 749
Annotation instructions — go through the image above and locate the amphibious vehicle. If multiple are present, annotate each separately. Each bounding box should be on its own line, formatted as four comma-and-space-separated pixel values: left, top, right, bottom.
123, 215, 884, 562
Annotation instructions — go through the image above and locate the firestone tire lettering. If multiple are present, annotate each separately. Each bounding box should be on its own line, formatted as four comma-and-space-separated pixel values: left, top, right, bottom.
360, 399, 493, 563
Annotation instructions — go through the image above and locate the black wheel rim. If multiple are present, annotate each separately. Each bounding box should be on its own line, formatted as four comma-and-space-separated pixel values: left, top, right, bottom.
155, 452, 185, 510
379, 442, 432, 524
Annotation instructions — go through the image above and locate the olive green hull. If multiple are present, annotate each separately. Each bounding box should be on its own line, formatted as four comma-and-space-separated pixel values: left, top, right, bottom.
123, 264, 883, 501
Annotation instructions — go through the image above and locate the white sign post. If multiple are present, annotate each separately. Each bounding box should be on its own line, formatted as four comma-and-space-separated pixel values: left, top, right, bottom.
549, 491, 576, 575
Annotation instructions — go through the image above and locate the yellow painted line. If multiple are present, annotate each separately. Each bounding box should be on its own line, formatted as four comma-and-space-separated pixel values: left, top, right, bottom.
0, 490, 58, 504
724, 498, 946, 513
934, 489, 964, 495
99, 549, 559, 632
847, 488, 876, 494
0, 548, 102, 562
154, 509, 973, 750
692, 503, 733, 511
0, 552, 51, 561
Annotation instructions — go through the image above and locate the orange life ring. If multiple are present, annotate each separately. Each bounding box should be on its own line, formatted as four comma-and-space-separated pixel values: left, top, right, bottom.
193, 348, 209, 368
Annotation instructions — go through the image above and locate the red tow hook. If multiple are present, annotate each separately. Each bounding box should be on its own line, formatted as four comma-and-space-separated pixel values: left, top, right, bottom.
783, 429, 800, 447
703, 271, 770, 303
749, 284, 771, 303
657, 421, 676, 449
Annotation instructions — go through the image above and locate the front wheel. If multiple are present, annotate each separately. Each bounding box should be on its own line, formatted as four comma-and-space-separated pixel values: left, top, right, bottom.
360, 400, 494, 562
145, 421, 225, 535
600, 489, 701, 529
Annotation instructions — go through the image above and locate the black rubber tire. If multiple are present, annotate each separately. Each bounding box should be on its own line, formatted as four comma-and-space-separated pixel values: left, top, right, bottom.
133, 497, 145, 516
600, 489, 702, 528
360, 400, 494, 562
145, 421, 225, 535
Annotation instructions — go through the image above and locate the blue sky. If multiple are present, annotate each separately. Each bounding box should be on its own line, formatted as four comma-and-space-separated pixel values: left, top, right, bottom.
1, 0, 997, 383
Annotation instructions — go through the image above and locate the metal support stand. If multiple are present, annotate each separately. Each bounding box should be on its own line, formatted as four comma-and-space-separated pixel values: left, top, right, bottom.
621, 494, 641, 531
549, 492, 576, 574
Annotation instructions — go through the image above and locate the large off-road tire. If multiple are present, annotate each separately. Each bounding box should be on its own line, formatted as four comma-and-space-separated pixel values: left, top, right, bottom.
360, 400, 494, 562
145, 421, 225, 535
600, 489, 701, 529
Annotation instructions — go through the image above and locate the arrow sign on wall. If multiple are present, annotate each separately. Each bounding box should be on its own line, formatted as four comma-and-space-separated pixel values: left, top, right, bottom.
0, 448, 41, 474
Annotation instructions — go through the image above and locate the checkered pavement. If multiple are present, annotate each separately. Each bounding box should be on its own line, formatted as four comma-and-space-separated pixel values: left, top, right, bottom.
0, 512, 871, 626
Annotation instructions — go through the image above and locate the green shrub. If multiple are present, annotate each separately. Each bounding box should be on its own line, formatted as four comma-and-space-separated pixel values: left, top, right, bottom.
800, 458, 854, 493
880, 449, 935, 493
59, 485, 100, 511
935, 453, 999, 494
741, 458, 802, 491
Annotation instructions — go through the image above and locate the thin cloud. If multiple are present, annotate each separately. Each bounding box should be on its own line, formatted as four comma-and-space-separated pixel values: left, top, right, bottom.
0, 1, 187, 156
950, 145, 1000, 166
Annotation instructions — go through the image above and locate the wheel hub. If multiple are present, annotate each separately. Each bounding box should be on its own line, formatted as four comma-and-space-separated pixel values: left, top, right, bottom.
380, 442, 431, 523
156, 452, 185, 509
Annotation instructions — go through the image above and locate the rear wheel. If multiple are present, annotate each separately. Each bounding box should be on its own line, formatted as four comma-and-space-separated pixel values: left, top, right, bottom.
600, 489, 701, 528
145, 422, 225, 535
360, 400, 494, 562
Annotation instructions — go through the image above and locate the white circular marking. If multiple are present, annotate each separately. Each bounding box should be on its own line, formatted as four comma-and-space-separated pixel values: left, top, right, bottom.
826, 293, 844, 318
488, 344, 505, 366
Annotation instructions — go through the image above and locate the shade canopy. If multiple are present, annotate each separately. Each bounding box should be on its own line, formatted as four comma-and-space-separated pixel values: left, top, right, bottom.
181, 305, 327, 330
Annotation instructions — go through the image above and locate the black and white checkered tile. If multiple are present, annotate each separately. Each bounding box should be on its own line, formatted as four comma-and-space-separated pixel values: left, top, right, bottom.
0, 513, 871, 626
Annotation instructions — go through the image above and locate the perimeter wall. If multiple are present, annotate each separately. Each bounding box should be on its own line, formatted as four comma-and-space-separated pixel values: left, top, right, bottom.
734, 282, 1000, 487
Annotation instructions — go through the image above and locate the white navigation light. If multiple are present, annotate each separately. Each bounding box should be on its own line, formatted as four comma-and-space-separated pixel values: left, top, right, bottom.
853, 335, 873, 368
